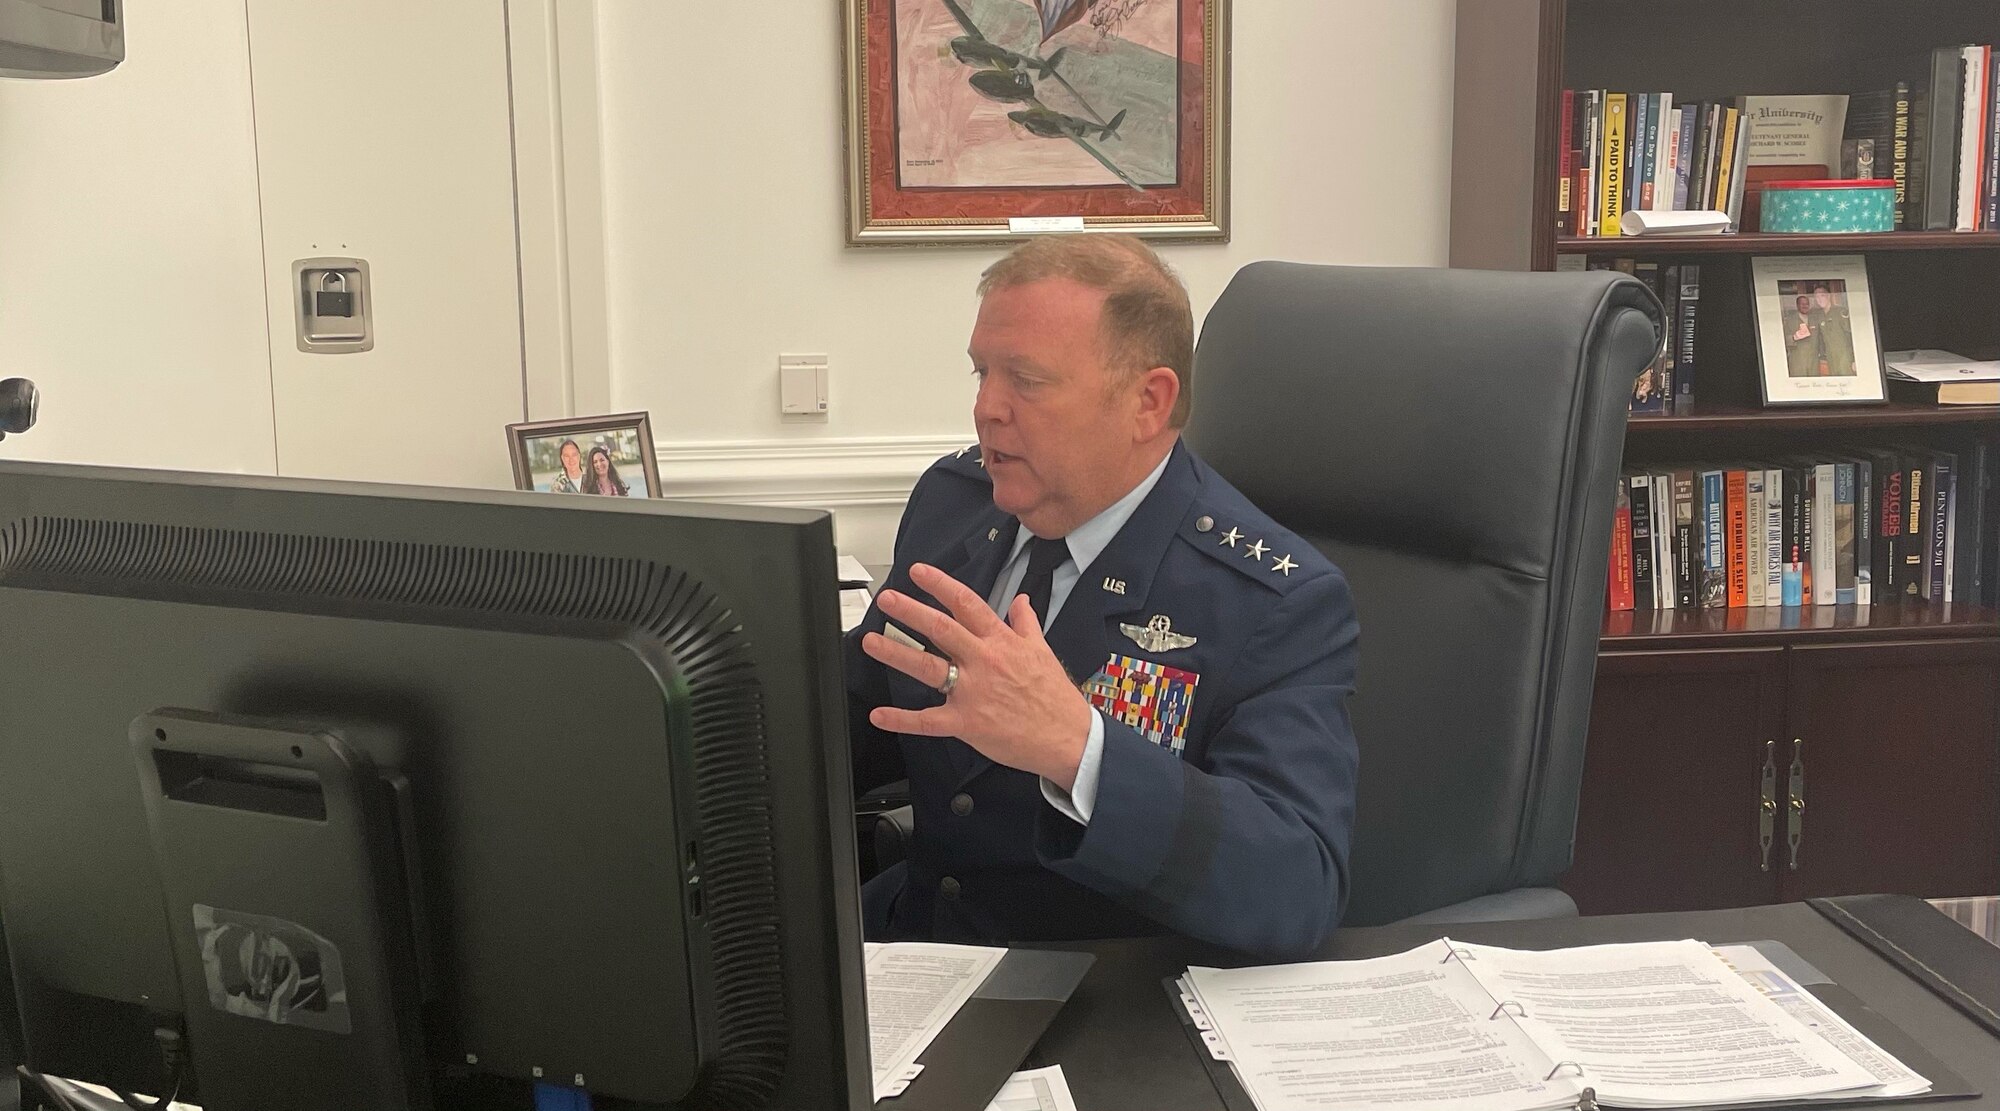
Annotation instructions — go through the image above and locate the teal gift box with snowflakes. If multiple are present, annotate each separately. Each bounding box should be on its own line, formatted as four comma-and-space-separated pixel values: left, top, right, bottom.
1758, 179, 1897, 233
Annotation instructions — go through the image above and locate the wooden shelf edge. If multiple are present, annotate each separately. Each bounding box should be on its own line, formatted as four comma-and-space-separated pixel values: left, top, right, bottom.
1626, 402, 2000, 433
1601, 603, 2000, 650
1558, 231, 2000, 256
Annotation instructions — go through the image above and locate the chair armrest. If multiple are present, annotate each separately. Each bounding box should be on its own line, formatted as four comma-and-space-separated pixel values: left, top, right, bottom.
855, 781, 911, 880
873, 806, 916, 874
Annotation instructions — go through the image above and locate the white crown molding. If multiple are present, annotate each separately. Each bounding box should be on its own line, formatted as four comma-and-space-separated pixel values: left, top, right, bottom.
655, 433, 972, 508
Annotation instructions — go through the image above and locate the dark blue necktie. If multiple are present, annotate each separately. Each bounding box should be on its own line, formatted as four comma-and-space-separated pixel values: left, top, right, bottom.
1016, 536, 1071, 624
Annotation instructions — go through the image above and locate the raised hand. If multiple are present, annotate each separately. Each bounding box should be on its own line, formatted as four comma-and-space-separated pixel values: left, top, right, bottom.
862, 562, 1094, 790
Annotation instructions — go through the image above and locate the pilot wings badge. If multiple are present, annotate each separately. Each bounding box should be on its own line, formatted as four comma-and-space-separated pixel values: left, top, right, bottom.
1119, 614, 1197, 653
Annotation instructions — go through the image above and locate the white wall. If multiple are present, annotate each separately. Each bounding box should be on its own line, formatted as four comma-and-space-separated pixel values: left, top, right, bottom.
0, 0, 1460, 558
0, 0, 274, 474
594, 1, 1459, 560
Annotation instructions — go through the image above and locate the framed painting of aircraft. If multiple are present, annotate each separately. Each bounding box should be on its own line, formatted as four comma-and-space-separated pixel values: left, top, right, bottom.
843, 0, 1230, 244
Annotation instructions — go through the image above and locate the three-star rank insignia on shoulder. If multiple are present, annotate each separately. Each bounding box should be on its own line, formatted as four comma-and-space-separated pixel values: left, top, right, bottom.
1119, 614, 1196, 652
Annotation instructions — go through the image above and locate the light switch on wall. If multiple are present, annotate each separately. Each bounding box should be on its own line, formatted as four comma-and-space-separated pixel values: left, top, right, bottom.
780, 354, 829, 416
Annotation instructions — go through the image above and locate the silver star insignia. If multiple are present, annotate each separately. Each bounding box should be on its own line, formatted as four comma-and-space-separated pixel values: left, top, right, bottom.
1245, 539, 1269, 561
955, 444, 973, 458
1272, 553, 1298, 576
1219, 526, 1242, 548
1120, 614, 1198, 653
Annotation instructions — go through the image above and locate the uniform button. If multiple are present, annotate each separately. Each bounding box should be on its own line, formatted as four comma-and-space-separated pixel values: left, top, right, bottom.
950, 793, 974, 816
1195, 515, 1214, 533
939, 876, 962, 899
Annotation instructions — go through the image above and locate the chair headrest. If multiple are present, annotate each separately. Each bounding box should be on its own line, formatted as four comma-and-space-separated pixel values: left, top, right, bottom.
1188, 262, 1661, 569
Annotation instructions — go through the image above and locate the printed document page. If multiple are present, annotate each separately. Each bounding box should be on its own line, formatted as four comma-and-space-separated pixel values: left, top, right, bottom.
1454, 939, 1880, 1107
985, 1065, 1080, 1111
837, 553, 874, 586
840, 587, 873, 631
1184, 939, 1579, 1111
867, 941, 1005, 1101
1712, 944, 1929, 1098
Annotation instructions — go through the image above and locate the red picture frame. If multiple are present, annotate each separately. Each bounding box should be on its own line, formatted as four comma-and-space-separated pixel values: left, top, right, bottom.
843, 0, 1229, 244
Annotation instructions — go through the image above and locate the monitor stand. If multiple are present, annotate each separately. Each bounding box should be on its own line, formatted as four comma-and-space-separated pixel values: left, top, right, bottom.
132, 709, 432, 1111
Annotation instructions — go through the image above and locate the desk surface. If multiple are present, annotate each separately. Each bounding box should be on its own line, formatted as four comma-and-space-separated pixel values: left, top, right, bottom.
1024, 901, 2000, 1111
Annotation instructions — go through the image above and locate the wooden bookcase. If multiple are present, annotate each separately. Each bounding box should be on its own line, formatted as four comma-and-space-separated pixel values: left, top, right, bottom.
1451, 0, 2000, 915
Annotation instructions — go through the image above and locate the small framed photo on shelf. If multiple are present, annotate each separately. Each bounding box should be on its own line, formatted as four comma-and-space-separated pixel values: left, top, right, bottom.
506, 412, 661, 499
1749, 254, 1888, 406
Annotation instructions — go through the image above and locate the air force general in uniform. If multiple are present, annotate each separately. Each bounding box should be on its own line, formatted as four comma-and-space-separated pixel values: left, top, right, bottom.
846, 236, 1359, 959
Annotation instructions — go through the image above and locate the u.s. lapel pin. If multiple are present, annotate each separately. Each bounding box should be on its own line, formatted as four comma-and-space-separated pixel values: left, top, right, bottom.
1120, 614, 1197, 653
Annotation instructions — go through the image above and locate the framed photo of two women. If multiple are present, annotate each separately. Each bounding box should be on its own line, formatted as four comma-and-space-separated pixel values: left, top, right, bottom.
506, 413, 662, 499
843, 0, 1230, 244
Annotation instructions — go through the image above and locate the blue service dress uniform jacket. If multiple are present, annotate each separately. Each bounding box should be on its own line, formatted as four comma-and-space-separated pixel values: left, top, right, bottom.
846, 441, 1360, 959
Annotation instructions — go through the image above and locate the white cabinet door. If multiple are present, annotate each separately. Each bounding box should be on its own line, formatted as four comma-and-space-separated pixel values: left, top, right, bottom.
248, 1, 526, 488
0, 0, 275, 475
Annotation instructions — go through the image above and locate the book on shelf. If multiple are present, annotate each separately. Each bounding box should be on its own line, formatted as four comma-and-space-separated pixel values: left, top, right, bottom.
1853, 456, 1876, 606
1672, 470, 1698, 608
1629, 475, 1656, 610
1560, 44, 2000, 237
1889, 378, 2000, 405
1598, 92, 1628, 239
1700, 470, 1727, 608
1584, 258, 1699, 415
1844, 89, 1895, 181
1725, 468, 1750, 608
1987, 49, 2000, 229
1953, 46, 1991, 232
1607, 447, 1995, 615
1883, 348, 2000, 405
1608, 481, 1634, 611
1745, 469, 1768, 608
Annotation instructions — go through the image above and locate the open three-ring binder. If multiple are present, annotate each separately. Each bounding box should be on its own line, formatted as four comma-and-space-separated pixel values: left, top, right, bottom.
1168, 937, 1976, 1111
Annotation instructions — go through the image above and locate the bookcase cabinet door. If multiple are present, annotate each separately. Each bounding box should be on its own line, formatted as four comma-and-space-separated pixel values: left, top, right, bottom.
1780, 639, 2000, 903
1565, 648, 1788, 915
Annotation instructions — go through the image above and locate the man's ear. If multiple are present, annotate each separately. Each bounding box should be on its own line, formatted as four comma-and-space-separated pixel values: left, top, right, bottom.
1133, 365, 1180, 439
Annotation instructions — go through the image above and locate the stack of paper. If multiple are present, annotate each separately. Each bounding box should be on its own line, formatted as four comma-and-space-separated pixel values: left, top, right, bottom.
1178, 937, 1927, 1111
1883, 349, 2000, 405
985, 1065, 1081, 1111
837, 552, 875, 632
866, 941, 1005, 1101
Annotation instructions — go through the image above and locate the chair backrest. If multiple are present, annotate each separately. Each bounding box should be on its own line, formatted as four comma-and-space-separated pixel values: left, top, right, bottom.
1186, 262, 1661, 926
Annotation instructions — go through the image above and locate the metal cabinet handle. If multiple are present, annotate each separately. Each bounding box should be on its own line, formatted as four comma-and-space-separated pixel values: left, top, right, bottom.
1759, 740, 1777, 872
1786, 738, 1806, 871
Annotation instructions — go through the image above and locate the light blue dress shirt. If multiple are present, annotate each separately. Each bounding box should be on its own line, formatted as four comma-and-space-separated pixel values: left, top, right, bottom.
984, 450, 1173, 825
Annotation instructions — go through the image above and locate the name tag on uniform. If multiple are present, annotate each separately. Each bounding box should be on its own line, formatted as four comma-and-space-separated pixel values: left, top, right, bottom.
1083, 654, 1199, 756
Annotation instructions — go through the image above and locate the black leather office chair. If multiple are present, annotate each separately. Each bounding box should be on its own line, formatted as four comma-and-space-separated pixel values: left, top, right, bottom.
1184, 262, 1661, 926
